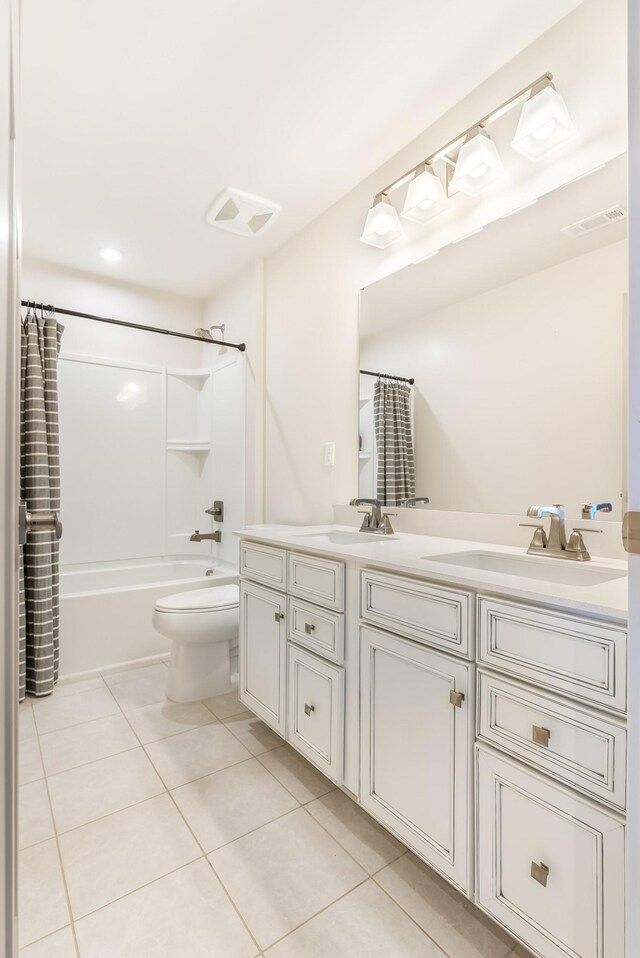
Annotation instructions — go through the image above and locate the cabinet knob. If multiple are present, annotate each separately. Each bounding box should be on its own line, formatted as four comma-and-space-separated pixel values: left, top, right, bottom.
304, 703, 315, 717
449, 690, 465, 708
532, 725, 550, 748
304, 623, 316, 635
530, 861, 550, 887
274, 612, 284, 622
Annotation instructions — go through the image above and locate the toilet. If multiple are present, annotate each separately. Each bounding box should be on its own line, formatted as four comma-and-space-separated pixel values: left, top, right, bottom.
152, 584, 240, 703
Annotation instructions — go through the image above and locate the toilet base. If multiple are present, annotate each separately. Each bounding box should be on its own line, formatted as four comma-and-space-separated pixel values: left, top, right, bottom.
166, 639, 232, 703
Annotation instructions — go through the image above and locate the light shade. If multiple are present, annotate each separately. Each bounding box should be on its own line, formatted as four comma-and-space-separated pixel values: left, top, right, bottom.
511, 85, 577, 161
401, 164, 447, 223
450, 129, 505, 197
360, 195, 403, 248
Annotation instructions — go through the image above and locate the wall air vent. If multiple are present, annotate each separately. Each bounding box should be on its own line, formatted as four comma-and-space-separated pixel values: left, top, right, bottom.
205, 188, 281, 238
561, 205, 626, 239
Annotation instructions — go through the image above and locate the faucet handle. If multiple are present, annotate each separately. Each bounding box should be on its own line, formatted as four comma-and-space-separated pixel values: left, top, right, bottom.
519, 523, 548, 550
570, 527, 603, 535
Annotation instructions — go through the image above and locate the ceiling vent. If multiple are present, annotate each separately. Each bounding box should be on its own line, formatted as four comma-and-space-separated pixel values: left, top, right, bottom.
562, 205, 626, 239
205, 188, 281, 238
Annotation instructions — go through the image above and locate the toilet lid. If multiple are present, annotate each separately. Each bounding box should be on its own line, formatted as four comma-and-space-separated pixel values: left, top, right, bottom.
155, 584, 239, 613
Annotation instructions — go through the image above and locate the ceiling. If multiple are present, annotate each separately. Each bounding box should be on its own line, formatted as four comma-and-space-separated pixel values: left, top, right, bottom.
21, 0, 585, 298
360, 154, 627, 339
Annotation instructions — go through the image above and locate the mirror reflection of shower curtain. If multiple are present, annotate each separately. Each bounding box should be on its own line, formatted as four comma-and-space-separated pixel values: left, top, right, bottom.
19, 308, 64, 700
374, 379, 415, 506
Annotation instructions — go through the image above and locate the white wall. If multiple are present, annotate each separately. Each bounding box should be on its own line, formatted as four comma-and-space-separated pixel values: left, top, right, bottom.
260, 0, 627, 524
361, 240, 627, 518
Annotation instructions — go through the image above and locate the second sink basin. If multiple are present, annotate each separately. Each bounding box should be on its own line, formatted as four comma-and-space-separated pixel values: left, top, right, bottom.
425, 551, 627, 586
294, 530, 397, 545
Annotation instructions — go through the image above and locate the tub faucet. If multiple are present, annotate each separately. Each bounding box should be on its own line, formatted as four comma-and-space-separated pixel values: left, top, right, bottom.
190, 530, 221, 543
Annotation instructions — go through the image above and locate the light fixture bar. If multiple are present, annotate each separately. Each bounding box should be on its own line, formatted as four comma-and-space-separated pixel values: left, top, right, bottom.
378, 72, 553, 199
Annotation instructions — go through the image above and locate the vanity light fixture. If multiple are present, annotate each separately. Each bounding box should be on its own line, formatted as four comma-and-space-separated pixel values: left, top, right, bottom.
360, 194, 403, 248
511, 79, 577, 161
450, 127, 505, 197
99, 247, 123, 262
401, 163, 448, 223
360, 71, 576, 249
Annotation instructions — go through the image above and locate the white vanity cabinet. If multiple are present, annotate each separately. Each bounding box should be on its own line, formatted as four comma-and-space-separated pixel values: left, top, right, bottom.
239, 579, 287, 735
360, 624, 474, 893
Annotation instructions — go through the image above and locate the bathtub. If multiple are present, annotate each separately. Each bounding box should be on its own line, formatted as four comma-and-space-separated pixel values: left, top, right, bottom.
59, 556, 238, 676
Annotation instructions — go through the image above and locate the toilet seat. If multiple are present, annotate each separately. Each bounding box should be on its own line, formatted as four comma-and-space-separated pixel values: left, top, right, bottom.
155, 584, 239, 614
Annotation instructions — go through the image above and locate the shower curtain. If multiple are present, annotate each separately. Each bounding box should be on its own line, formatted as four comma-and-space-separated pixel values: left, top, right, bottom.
374, 378, 415, 506
19, 308, 64, 700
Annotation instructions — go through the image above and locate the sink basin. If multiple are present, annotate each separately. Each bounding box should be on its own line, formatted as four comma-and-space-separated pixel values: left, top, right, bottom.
425, 551, 627, 586
294, 530, 397, 545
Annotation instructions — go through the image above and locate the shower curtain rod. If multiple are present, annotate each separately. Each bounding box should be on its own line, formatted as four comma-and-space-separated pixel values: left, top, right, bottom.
360, 369, 415, 385
20, 301, 247, 352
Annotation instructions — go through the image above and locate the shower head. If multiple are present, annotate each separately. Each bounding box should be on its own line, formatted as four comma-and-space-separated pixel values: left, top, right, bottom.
194, 323, 225, 341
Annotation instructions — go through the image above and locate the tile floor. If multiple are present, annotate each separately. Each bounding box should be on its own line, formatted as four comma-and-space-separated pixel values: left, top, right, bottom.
18, 660, 532, 957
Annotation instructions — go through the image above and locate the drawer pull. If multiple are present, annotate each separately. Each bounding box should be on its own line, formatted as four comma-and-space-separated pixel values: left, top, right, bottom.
304, 623, 316, 635
304, 703, 315, 717
532, 725, 551, 748
449, 690, 465, 708
274, 612, 285, 622
530, 861, 550, 887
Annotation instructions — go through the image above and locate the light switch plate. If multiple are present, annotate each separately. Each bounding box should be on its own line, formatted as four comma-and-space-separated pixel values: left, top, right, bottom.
323, 441, 336, 467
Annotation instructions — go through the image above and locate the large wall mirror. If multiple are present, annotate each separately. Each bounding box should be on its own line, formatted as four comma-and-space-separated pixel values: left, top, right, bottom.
358, 154, 627, 519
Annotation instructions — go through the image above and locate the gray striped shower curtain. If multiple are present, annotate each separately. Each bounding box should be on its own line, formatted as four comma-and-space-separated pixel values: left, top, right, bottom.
19, 309, 64, 700
374, 379, 415, 506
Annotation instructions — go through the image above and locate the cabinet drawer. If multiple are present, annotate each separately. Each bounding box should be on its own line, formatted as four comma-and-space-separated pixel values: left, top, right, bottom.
240, 541, 287, 591
478, 597, 626, 713
476, 746, 625, 958
287, 597, 344, 664
478, 671, 627, 811
360, 569, 473, 658
288, 552, 345, 611
287, 646, 344, 782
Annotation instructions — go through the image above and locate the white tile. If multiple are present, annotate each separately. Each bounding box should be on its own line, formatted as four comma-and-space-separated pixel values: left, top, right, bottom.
19, 780, 54, 849
48, 747, 164, 833
19, 707, 38, 741
224, 711, 283, 755
265, 879, 447, 958
32, 688, 119, 735
257, 745, 335, 804
19, 925, 77, 958
40, 714, 139, 776
210, 807, 366, 949
102, 662, 167, 688
109, 671, 168, 710
59, 794, 200, 918
172, 758, 298, 852
375, 853, 516, 958
55, 676, 106, 699
125, 699, 216, 745
19, 839, 70, 948
19, 735, 44, 784
74, 859, 257, 958
306, 789, 405, 874
145, 722, 250, 789
204, 690, 245, 720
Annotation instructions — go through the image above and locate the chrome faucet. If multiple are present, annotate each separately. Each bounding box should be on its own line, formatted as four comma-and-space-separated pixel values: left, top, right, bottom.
581, 502, 613, 520
190, 530, 221, 543
521, 503, 601, 561
401, 496, 430, 508
350, 498, 396, 535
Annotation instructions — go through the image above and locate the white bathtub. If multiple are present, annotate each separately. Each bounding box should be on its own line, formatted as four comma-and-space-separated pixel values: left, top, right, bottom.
59, 556, 238, 676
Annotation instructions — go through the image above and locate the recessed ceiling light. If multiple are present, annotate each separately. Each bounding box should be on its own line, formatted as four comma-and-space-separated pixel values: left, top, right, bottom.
99, 247, 123, 262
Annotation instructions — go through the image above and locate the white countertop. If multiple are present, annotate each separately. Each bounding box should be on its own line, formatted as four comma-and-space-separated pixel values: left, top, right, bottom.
235, 524, 628, 622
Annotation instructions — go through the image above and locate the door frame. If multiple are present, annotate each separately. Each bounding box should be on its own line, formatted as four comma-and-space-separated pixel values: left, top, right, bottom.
0, 0, 20, 954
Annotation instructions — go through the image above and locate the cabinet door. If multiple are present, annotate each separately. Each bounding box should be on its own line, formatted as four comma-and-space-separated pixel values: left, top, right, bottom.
360, 625, 473, 894
288, 646, 344, 782
239, 580, 287, 735
476, 746, 625, 958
